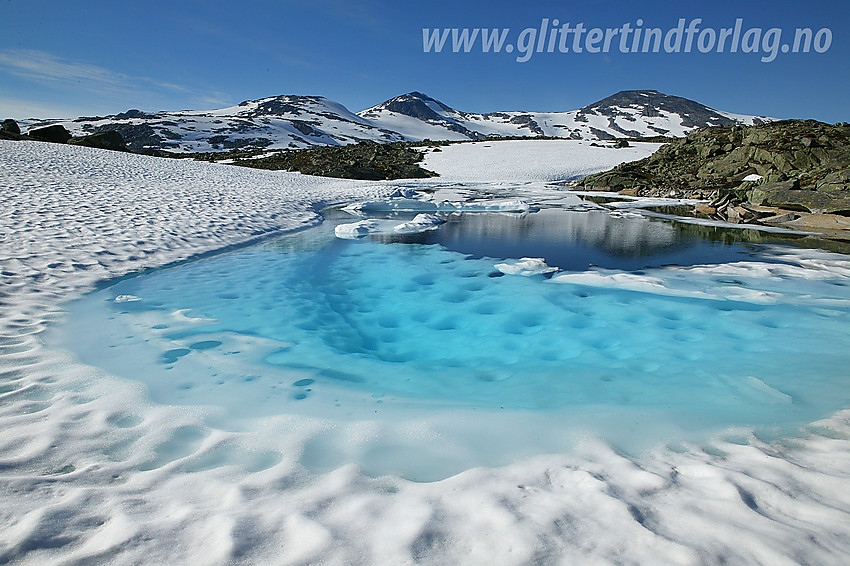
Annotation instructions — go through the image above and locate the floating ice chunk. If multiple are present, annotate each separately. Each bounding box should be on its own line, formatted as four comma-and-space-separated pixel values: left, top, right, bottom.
742, 174, 763, 182
392, 214, 445, 234
439, 198, 532, 213
343, 198, 437, 215
334, 219, 383, 238
495, 257, 558, 276
335, 215, 445, 239
343, 197, 532, 216
114, 294, 142, 303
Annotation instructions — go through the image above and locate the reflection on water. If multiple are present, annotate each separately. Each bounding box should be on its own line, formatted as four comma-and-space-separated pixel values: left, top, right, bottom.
339, 206, 782, 272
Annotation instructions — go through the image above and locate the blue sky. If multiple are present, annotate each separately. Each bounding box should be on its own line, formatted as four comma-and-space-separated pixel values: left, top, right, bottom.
0, 0, 847, 121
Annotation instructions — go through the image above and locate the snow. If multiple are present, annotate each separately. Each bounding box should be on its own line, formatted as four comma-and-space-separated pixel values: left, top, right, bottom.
334, 218, 383, 238
743, 173, 764, 182
343, 196, 532, 214
333, 214, 444, 238
32, 93, 773, 157
392, 213, 445, 233
2, 139, 850, 565
495, 257, 558, 276
715, 109, 774, 126
423, 140, 662, 182
360, 95, 773, 142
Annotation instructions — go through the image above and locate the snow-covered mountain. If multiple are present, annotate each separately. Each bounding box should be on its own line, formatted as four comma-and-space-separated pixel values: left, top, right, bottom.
35, 95, 408, 153
25, 90, 771, 153
359, 90, 771, 141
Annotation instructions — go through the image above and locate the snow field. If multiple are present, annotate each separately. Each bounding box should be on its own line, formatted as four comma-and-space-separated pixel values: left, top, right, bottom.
1, 140, 850, 565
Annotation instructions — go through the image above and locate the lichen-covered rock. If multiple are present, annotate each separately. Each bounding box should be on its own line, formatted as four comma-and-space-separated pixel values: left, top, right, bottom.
580, 119, 850, 212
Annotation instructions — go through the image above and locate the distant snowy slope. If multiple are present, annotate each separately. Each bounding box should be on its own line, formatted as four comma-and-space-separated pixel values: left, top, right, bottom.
422, 139, 662, 182
21, 90, 772, 153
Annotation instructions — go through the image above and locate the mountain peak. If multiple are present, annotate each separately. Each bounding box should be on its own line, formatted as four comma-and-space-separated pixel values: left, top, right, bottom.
363, 92, 456, 120
580, 90, 764, 130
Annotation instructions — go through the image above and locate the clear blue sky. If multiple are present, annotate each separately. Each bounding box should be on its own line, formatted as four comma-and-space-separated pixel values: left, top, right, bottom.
1, 0, 847, 121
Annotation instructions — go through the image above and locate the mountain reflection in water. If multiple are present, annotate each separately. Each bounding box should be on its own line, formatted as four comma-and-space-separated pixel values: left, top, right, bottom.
360, 207, 773, 271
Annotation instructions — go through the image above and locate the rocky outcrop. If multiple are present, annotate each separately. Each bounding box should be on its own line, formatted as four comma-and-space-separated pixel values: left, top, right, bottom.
1, 120, 130, 154
68, 130, 128, 151
90, 123, 168, 152
580, 120, 850, 215
2, 119, 21, 135
27, 124, 72, 143
235, 141, 438, 180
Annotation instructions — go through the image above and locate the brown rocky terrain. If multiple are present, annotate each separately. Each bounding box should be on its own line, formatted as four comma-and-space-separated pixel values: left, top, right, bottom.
578, 120, 850, 239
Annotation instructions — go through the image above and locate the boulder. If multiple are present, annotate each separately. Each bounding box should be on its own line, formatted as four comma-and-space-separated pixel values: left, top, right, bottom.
28, 124, 72, 143
2, 119, 21, 135
68, 130, 127, 151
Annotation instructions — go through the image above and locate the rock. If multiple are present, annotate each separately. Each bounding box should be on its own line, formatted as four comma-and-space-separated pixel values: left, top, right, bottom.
235, 141, 438, 180
759, 212, 798, 224
68, 130, 127, 151
750, 178, 850, 213
2, 119, 21, 135
89, 123, 167, 152
784, 213, 850, 232
579, 119, 850, 216
726, 206, 754, 223
740, 202, 779, 218
27, 124, 72, 143
613, 139, 630, 148
114, 109, 146, 119
694, 203, 716, 215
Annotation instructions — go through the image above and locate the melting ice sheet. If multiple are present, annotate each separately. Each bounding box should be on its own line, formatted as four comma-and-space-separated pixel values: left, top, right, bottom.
48, 208, 850, 480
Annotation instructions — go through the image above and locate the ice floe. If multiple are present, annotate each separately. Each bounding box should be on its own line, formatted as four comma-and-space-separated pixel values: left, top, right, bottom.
494, 257, 558, 276
343, 196, 532, 215
334, 213, 445, 238
334, 218, 383, 238
391, 213, 445, 233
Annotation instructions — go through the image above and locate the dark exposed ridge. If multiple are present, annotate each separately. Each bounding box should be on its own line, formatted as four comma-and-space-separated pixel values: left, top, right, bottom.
580, 90, 756, 129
